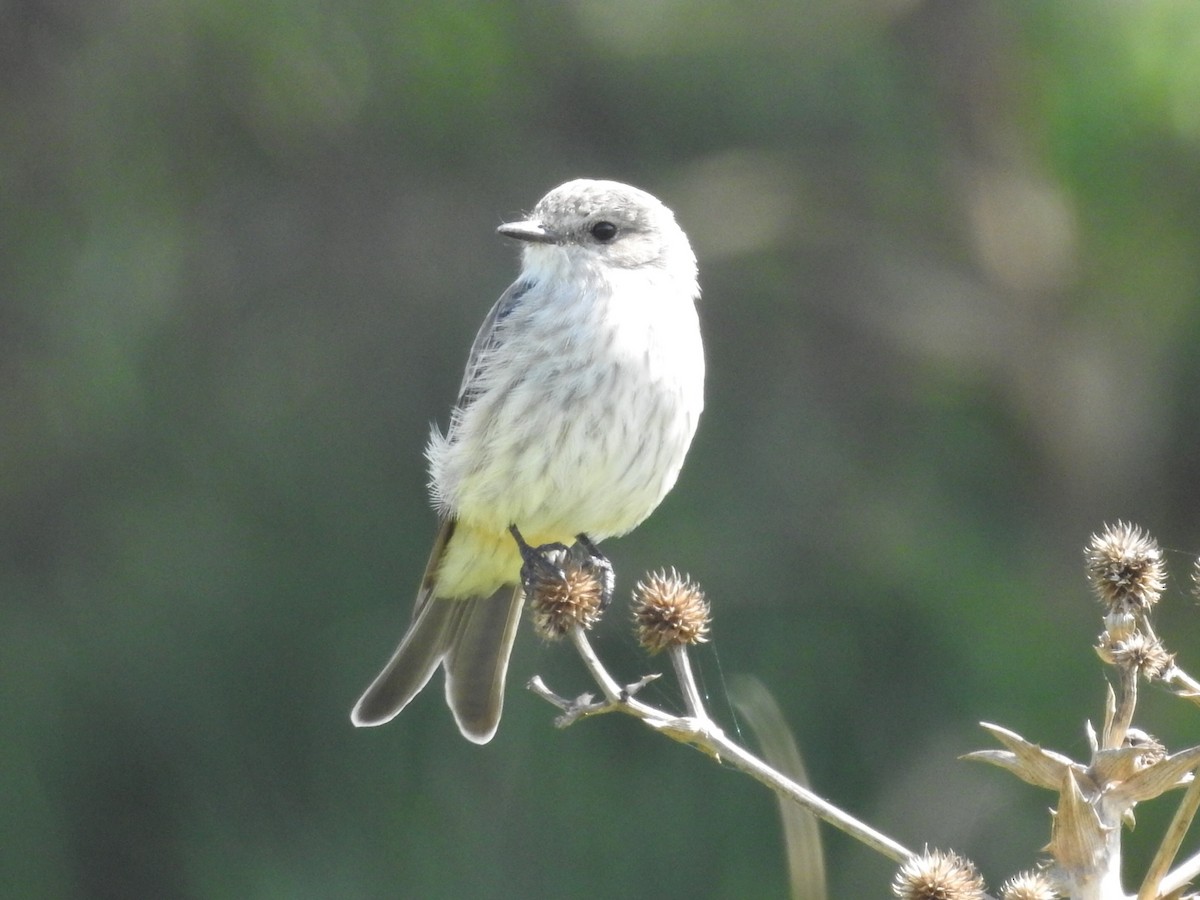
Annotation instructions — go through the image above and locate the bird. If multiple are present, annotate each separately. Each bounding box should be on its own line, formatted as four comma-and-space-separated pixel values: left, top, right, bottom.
351, 179, 705, 743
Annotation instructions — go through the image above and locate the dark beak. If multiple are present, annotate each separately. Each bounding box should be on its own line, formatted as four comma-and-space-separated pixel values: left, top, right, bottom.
497, 219, 561, 244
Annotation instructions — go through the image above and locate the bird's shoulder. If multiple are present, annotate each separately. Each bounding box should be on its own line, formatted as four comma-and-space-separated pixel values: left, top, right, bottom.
455, 276, 538, 407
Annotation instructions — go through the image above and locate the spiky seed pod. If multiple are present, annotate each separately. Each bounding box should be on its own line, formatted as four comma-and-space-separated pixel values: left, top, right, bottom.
527, 556, 605, 640
999, 869, 1061, 899
1095, 631, 1174, 681
632, 568, 710, 654
1084, 522, 1165, 614
892, 849, 987, 900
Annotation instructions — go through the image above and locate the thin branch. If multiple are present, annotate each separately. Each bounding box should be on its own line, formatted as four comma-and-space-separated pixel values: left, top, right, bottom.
1143, 772, 1200, 899
532, 625, 916, 864
1163, 665, 1200, 706
669, 644, 708, 723
1106, 669, 1138, 751
1160, 847, 1200, 899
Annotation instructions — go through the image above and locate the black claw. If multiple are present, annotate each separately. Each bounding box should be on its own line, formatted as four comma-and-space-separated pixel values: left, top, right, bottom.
575, 533, 615, 610
508, 526, 616, 609
509, 524, 570, 589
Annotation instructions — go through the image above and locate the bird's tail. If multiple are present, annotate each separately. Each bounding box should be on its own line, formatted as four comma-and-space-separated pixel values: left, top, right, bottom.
350, 584, 524, 743
351, 518, 525, 743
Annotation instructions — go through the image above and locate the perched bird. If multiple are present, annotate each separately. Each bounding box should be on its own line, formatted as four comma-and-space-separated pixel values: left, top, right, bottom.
351, 179, 705, 743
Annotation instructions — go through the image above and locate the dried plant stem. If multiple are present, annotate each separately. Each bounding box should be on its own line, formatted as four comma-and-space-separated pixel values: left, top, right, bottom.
1160, 847, 1200, 898
568, 625, 629, 704
531, 626, 915, 864
1141, 773, 1200, 899
1164, 665, 1200, 705
1138, 619, 1200, 704
1107, 669, 1138, 750
669, 644, 707, 722
687, 711, 916, 864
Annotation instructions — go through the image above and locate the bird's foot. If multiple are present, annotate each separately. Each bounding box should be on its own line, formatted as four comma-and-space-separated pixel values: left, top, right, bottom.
509, 525, 571, 589
508, 526, 616, 610
574, 533, 615, 609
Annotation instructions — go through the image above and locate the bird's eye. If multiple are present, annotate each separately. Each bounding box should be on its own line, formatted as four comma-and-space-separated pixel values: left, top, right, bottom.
590, 221, 618, 242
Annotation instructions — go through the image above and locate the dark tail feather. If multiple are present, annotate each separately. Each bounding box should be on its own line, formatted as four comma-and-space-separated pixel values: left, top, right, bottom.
444, 587, 525, 744
351, 597, 463, 728
351, 587, 525, 743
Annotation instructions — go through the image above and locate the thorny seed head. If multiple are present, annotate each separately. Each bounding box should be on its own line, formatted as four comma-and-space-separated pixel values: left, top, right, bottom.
892, 849, 987, 900
1095, 631, 1173, 681
632, 568, 710, 654
1124, 728, 1167, 768
999, 870, 1060, 899
1084, 522, 1165, 614
527, 556, 605, 640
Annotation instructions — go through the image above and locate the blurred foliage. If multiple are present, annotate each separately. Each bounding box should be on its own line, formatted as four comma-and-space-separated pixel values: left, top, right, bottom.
6, 0, 1200, 896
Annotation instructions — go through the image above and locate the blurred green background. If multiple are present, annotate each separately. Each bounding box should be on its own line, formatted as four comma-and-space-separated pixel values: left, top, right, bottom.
7, 1, 1200, 896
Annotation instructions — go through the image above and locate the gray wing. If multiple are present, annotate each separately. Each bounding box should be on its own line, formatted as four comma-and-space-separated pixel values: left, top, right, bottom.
454, 276, 534, 409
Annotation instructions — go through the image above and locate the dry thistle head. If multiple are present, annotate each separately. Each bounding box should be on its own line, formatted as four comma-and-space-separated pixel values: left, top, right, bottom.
1084, 522, 1165, 614
892, 849, 987, 900
999, 869, 1060, 900
527, 554, 605, 640
1095, 631, 1173, 681
632, 568, 710, 654
1124, 728, 1167, 768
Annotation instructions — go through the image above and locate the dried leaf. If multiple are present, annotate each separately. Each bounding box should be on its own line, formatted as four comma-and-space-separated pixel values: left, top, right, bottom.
1047, 770, 1107, 874
1116, 746, 1200, 803
965, 723, 1080, 790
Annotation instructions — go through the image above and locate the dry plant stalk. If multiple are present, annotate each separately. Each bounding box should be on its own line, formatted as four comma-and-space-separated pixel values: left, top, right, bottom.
519, 539, 913, 866
518, 522, 1200, 899
963, 523, 1200, 900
